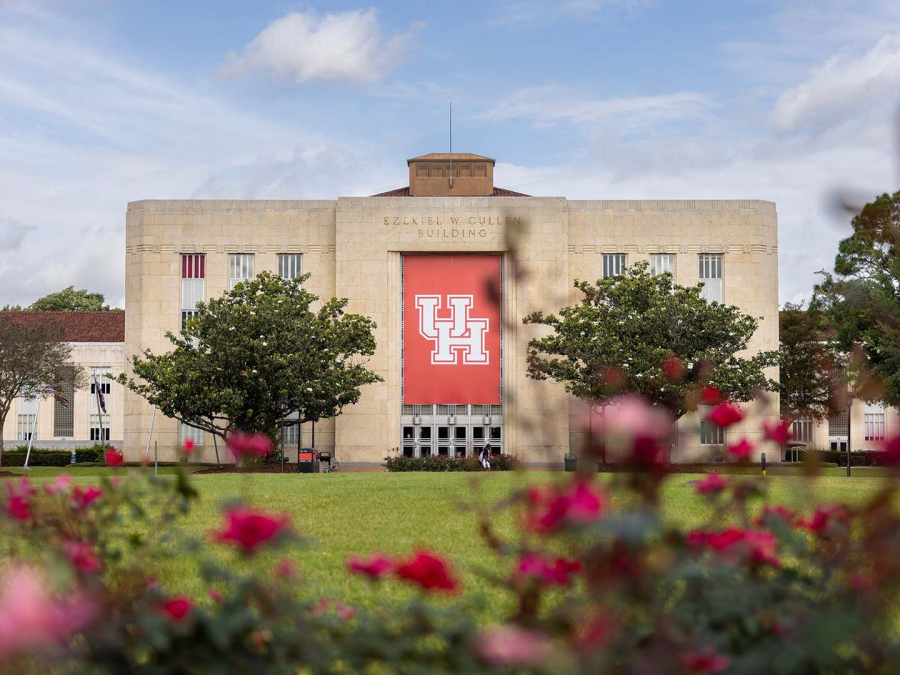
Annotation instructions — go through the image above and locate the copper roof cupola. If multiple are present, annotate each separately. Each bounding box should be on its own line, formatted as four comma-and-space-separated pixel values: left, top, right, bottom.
407, 153, 495, 197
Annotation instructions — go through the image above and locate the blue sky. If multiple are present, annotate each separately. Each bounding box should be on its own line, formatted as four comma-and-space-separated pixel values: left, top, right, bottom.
2, 0, 899, 308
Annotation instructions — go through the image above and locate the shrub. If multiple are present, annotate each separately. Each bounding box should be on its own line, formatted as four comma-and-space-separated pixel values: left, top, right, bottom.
383, 453, 516, 472
0, 445, 116, 467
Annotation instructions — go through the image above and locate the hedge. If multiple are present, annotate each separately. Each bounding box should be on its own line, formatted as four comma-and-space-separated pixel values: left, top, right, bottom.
0, 444, 111, 467
383, 454, 515, 472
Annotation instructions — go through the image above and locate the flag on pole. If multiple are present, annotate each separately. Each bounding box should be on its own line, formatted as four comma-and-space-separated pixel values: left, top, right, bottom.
93, 375, 107, 414
43, 386, 69, 408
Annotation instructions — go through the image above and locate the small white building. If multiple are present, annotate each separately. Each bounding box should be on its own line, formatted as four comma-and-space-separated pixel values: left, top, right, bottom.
1, 312, 125, 450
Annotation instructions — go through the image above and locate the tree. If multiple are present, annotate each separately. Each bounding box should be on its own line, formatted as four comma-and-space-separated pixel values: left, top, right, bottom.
2, 286, 112, 312
813, 190, 900, 405
117, 272, 382, 445
777, 303, 842, 421
0, 315, 86, 465
523, 263, 777, 419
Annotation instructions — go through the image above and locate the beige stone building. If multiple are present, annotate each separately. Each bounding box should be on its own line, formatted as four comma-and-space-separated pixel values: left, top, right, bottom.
1, 312, 125, 451
124, 152, 783, 464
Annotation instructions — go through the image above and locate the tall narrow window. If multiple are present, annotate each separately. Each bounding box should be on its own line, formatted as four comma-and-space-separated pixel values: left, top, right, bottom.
602, 253, 627, 278
278, 253, 302, 279
229, 253, 254, 291
180, 422, 204, 447
698, 254, 723, 303
181, 254, 205, 328
16, 396, 39, 442
89, 366, 111, 442
792, 419, 813, 443
865, 402, 885, 442
699, 405, 725, 445
650, 253, 675, 277
53, 376, 75, 438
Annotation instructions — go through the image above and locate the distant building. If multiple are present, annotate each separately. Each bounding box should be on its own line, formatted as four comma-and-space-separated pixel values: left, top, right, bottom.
0, 311, 124, 450
124, 152, 782, 464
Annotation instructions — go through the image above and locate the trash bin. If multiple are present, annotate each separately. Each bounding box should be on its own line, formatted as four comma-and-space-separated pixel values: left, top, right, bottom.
298, 449, 319, 474
564, 454, 578, 472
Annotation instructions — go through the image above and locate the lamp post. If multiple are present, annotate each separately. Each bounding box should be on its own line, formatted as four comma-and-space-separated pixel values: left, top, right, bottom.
846, 397, 851, 478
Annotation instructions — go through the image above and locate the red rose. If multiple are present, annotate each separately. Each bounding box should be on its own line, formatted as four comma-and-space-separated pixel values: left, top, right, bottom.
763, 419, 793, 444
662, 355, 684, 381
727, 438, 754, 459
161, 596, 193, 621
6, 478, 35, 521
529, 480, 607, 532
105, 447, 124, 466
63, 541, 102, 574
347, 554, 393, 580
694, 472, 727, 496
227, 431, 273, 460
682, 647, 730, 673
802, 504, 852, 538
71, 486, 103, 510
211, 506, 291, 553
183, 439, 195, 455
701, 386, 721, 405
709, 402, 743, 428
395, 551, 460, 593
515, 555, 581, 586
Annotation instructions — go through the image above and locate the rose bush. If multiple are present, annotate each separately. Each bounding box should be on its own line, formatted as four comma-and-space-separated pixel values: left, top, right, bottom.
1, 402, 900, 673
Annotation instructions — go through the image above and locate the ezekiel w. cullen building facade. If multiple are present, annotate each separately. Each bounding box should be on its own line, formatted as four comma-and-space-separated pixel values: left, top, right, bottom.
122, 152, 782, 464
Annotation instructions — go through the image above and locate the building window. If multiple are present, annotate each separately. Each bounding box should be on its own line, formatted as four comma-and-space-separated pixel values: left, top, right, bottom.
278, 253, 302, 279
229, 253, 254, 291
89, 367, 111, 442
53, 378, 75, 438
699, 406, 725, 445
699, 254, 723, 303
792, 419, 814, 443
16, 396, 39, 441
865, 402, 885, 442
180, 422, 204, 446
181, 254, 205, 328
282, 411, 300, 446
602, 254, 627, 278
650, 253, 675, 277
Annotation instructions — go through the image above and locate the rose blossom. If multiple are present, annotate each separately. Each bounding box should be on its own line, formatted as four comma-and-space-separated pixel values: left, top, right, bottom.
802, 504, 852, 538
6, 478, 36, 521
681, 647, 730, 673
71, 485, 103, 510
63, 541, 102, 574
581, 396, 673, 466
709, 402, 743, 428
160, 596, 193, 621
701, 386, 722, 405
43, 475, 72, 496
476, 625, 553, 666
687, 528, 780, 567
346, 553, 393, 580
763, 419, 793, 444
183, 439, 195, 456
212, 506, 291, 553
227, 431, 273, 460
515, 555, 582, 586
694, 472, 727, 496
394, 551, 460, 592
727, 438, 755, 459
105, 447, 124, 466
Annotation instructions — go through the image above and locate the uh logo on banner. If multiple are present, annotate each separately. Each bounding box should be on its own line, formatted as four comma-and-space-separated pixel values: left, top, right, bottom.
403, 255, 501, 404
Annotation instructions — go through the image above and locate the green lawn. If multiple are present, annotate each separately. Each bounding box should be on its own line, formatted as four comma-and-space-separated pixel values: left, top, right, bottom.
1, 468, 893, 617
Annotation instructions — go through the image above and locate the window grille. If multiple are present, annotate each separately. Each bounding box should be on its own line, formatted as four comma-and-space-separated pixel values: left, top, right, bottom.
229, 253, 254, 291
282, 424, 299, 446
53, 378, 74, 438
180, 423, 204, 446
698, 254, 723, 303
17, 415, 36, 441
828, 408, 849, 437
864, 402, 885, 442
650, 253, 675, 277
699, 405, 725, 445
181, 254, 205, 328
792, 419, 814, 443
602, 253, 627, 278
278, 253, 302, 279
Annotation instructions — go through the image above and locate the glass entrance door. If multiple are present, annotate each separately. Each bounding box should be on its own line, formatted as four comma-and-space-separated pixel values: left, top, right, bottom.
400, 404, 503, 457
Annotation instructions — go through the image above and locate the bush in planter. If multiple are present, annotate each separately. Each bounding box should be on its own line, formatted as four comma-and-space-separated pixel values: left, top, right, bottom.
383, 453, 515, 472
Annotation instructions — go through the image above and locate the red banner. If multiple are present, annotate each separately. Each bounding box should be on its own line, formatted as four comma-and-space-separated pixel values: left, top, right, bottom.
403, 255, 501, 404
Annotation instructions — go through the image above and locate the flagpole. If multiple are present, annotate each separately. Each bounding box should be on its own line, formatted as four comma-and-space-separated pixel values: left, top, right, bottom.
94, 375, 105, 450
23, 397, 42, 470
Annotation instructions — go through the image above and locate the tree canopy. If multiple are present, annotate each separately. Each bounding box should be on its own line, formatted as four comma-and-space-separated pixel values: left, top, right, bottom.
814, 190, 900, 405
2, 286, 112, 312
117, 272, 382, 443
777, 303, 842, 421
0, 315, 86, 463
523, 263, 777, 418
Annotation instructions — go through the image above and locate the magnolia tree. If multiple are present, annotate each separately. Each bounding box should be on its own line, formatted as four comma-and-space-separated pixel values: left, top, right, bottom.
117, 272, 382, 444
524, 263, 778, 419
0, 314, 85, 465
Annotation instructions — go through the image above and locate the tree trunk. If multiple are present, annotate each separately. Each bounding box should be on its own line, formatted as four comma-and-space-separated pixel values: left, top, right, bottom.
0, 428, 4, 468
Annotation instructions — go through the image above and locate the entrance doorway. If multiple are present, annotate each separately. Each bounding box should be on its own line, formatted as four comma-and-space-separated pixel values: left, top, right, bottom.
401, 404, 503, 458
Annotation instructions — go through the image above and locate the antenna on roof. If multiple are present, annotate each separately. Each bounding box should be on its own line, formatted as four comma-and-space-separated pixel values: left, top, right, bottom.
449, 102, 453, 190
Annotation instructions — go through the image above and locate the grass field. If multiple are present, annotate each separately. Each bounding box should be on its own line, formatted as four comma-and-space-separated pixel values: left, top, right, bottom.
1, 467, 894, 618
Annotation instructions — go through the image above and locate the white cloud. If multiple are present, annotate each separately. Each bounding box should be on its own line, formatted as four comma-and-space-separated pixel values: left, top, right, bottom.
772, 34, 900, 134
478, 86, 713, 139
220, 9, 422, 86
491, 0, 652, 25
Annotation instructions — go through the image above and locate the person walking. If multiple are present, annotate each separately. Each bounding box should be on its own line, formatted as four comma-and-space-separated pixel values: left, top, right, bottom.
479, 443, 492, 470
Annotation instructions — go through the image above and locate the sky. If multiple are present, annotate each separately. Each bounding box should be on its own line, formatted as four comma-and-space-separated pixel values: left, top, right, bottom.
1, 0, 899, 309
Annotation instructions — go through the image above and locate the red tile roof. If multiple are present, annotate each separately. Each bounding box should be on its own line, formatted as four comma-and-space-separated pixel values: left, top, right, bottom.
370, 186, 529, 197
0, 311, 125, 343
